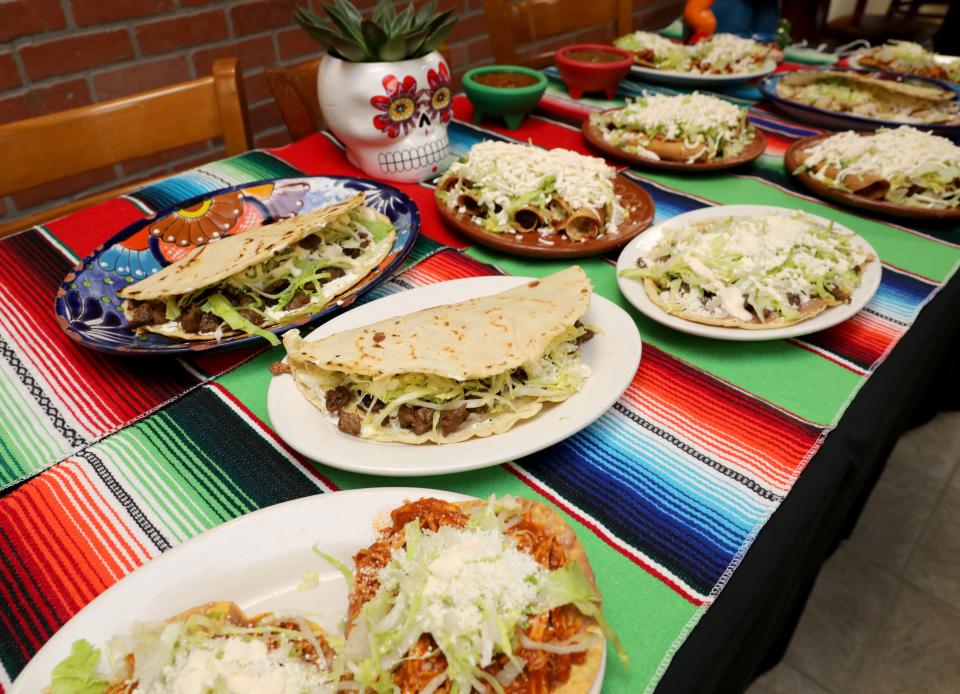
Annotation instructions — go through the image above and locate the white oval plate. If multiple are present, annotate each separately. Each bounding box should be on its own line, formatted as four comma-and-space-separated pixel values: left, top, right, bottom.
628, 60, 776, 87
615, 205, 882, 341
269, 275, 642, 476
11, 488, 605, 694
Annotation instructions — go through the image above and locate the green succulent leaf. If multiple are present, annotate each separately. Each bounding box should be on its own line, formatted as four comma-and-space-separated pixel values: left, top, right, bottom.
420, 14, 457, 55
361, 19, 388, 54
331, 35, 369, 61
394, 5, 415, 33
415, 0, 439, 26
322, 2, 365, 45
372, 0, 396, 30
405, 25, 433, 57
378, 35, 409, 61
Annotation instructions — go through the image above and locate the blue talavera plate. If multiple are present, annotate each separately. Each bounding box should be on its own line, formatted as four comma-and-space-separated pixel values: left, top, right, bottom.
54, 176, 421, 355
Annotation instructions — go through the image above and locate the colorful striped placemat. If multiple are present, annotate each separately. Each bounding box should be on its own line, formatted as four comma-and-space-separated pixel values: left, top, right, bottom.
2, 93, 959, 692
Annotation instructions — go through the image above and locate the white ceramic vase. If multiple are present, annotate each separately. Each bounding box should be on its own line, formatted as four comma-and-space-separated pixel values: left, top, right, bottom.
317, 51, 453, 183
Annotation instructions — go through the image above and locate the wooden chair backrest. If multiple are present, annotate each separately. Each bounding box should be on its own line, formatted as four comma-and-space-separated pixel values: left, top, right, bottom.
267, 59, 326, 143
483, 0, 634, 68
0, 58, 251, 236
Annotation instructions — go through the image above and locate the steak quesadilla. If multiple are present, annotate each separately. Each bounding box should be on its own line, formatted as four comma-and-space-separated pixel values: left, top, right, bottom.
118, 194, 396, 346
280, 267, 594, 443
335, 495, 619, 693
47, 602, 335, 693
620, 210, 874, 329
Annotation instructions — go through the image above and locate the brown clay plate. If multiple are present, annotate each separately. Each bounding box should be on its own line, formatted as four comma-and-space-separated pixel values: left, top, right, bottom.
785, 133, 960, 221
434, 175, 655, 258
582, 110, 768, 172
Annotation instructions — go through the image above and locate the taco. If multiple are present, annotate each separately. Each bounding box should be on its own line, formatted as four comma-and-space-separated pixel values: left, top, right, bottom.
589, 92, 756, 163
774, 70, 960, 125
280, 266, 594, 443
434, 142, 625, 243
791, 126, 960, 210
47, 601, 335, 693
620, 210, 874, 329
334, 495, 616, 693
117, 194, 396, 346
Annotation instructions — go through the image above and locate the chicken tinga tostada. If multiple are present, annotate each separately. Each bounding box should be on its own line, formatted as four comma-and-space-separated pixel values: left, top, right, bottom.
620, 210, 875, 329
434, 142, 625, 243
46, 602, 335, 693
279, 267, 595, 443
118, 195, 396, 346
588, 92, 759, 164
773, 70, 960, 125
854, 41, 960, 83
790, 126, 960, 210
614, 31, 778, 75
331, 495, 621, 692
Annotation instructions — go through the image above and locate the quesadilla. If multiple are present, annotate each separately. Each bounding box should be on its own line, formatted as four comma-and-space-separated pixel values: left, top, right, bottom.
793, 127, 960, 209
590, 92, 756, 163
620, 211, 874, 329
280, 266, 594, 443
47, 602, 335, 693
335, 495, 619, 692
117, 195, 396, 346
774, 70, 960, 125
435, 142, 625, 242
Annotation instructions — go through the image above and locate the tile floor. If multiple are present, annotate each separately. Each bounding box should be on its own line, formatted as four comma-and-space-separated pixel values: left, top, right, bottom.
747, 411, 960, 694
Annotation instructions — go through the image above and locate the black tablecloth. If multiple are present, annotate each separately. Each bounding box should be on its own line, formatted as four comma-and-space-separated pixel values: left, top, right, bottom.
658, 261, 960, 693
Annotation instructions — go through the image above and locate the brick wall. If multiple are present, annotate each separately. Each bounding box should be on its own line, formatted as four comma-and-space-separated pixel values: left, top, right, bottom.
0, 0, 682, 227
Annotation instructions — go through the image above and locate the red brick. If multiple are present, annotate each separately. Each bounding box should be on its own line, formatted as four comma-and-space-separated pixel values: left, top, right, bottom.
0, 54, 21, 91
180, 0, 222, 6
136, 10, 230, 57
0, 79, 94, 125
277, 27, 323, 61
249, 100, 285, 133
121, 142, 210, 175
467, 38, 492, 63
244, 70, 272, 104
193, 36, 277, 76
447, 44, 468, 72
0, 0, 67, 43
231, 0, 299, 36
71, 0, 174, 26
448, 11, 487, 44
20, 30, 134, 81
255, 129, 291, 148
93, 55, 192, 101
12, 166, 117, 211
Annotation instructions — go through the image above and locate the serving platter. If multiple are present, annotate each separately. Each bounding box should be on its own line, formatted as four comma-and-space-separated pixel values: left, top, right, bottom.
784, 134, 960, 220
54, 176, 420, 355
615, 205, 883, 341
582, 112, 768, 171
758, 68, 960, 135
435, 175, 654, 258
268, 275, 642, 475
627, 60, 777, 87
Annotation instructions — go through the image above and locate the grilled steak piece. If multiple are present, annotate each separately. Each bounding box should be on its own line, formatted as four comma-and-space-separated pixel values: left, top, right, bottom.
398, 405, 432, 435
199, 312, 220, 333
359, 394, 385, 412
338, 411, 361, 435
125, 300, 166, 329
325, 386, 352, 414
438, 405, 469, 436
287, 292, 311, 310
239, 309, 264, 326
179, 306, 205, 332
299, 234, 322, 251
321, 267, 345, 284
264, 279, 290, 294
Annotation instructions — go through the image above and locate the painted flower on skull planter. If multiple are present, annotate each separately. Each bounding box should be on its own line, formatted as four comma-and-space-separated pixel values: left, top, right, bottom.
318, 51, 452, 183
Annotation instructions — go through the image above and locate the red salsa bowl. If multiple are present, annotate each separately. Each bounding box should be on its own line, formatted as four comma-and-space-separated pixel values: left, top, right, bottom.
555, 44, 633, 100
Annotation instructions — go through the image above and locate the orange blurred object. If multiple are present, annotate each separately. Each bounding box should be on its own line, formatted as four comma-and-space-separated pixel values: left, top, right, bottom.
684, 0, 717, 43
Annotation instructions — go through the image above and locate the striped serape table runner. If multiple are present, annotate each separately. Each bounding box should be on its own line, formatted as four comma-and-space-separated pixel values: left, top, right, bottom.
1, 90, 958, 693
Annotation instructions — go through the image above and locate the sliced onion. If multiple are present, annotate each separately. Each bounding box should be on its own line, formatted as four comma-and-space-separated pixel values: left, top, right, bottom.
419, 671, 448, 694
495, 658, 525, 687
518, 631, 601, 654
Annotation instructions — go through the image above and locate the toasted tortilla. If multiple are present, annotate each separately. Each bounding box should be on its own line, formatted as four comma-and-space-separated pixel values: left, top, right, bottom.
778, 70, 955, 101
118, 194, 396, 341
643, 278, 832, 329
348, 497, 604, 693
794, 147, 890, 198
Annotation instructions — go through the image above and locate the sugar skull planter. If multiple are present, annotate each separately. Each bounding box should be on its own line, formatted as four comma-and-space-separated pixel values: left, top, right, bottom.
318, 52, 453, 183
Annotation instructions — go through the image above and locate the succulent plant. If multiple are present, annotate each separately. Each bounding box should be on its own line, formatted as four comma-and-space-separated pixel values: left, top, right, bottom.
295, 0, 458, 63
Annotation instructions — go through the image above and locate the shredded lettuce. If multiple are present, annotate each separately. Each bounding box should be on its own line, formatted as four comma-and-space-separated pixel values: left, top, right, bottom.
50, 640, 109, 694
312, 543, 354, 589
201, 293, 281, 346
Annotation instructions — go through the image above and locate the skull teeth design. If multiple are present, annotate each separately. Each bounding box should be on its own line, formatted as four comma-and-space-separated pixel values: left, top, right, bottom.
378, 137, 450, 173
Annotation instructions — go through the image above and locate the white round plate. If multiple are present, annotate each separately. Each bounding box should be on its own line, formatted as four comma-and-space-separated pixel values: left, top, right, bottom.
615, 205, 882, 341
628, 60, 776, 87
11, 488, 605, 694
269, 275, 642, 476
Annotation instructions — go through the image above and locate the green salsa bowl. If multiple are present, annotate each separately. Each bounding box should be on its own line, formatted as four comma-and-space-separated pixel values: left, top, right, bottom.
463, 65, 548, 130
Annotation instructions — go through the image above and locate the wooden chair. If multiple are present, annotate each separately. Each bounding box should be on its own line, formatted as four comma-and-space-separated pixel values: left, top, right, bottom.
0, 58, 252, 238
483, 0, 634, 69
267, 59, 326, 143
